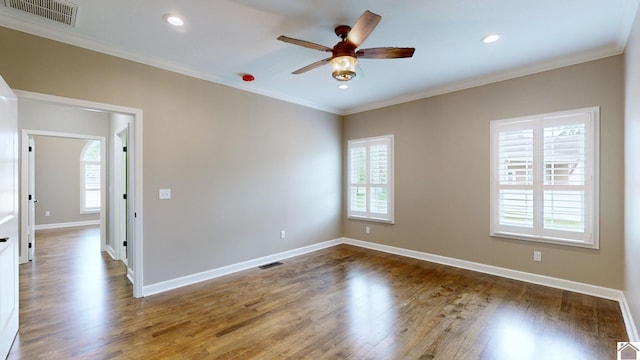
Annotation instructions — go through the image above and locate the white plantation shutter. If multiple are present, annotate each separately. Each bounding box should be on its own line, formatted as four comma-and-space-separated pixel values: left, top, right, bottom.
497, 127, 534, 233
369, 143, 389, 215
543, 119, 588, 236
350, 146, 367, 212
490, 108, 598, 248
81, 140, 101, 212
84, 163, 101, 208
348, 135, 394, 223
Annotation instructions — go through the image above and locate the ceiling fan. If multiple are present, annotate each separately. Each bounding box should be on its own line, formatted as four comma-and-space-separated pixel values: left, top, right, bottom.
277, 10, 415, 81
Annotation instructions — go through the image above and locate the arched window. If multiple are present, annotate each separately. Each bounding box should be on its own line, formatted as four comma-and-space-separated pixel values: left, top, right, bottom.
81, 140, 101, 213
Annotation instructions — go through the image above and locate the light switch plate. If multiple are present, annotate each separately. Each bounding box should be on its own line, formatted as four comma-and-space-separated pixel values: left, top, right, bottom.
159, 188, 171, 200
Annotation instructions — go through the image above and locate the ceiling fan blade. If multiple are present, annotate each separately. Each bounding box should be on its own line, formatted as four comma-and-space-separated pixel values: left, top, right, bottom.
356, 47, 416, 59
346, 10, 382, 49
277, 35, 332, 52
292, 58, 331, 74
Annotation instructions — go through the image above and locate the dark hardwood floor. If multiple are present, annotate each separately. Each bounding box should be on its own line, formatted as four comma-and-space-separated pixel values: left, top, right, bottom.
7, 226, 628, 359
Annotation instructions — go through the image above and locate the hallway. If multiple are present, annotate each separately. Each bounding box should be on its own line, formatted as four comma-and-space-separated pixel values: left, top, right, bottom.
8, 226, 133, 359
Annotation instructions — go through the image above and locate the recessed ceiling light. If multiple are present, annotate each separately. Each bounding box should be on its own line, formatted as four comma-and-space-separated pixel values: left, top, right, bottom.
338, 84, 349, 90
482, 33, 501, 44
164, 14, 184, 27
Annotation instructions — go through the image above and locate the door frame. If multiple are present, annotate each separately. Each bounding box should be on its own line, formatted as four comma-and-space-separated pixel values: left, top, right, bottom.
16, 90, 144, 298
21, 131, 107, 258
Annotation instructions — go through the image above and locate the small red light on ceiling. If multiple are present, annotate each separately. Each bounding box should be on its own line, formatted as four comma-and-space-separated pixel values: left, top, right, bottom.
242, 74, 255, 82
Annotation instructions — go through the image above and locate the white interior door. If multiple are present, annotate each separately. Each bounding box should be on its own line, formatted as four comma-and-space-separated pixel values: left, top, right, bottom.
28, 136, 35, 261
115, 127, 129, 265
0, 76, 20, 358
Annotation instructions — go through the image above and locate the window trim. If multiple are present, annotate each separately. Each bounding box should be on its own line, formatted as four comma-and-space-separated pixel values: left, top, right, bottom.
347, 135, 395, 224
80, 140, 101, 214
489, 107, 600, 249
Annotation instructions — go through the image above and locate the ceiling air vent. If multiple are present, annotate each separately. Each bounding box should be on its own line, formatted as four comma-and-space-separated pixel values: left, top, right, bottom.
3, 0, 78, 27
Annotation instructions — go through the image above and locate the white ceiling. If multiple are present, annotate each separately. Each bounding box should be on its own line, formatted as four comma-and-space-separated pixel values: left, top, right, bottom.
1, 0, 638, 115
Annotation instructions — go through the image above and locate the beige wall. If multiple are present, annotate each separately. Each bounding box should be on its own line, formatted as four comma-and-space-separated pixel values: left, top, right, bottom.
0, 25, 629, 294
19, 99, 110, 228
624, 6, 640, 338
343, 56, 625, 289
19, 98, 110, 136
33, 136, 99, 225
0, 27, 342, 285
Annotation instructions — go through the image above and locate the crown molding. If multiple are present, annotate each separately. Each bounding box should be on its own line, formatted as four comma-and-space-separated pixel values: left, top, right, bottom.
342, 45, 624, 115
0, 13, 342, 115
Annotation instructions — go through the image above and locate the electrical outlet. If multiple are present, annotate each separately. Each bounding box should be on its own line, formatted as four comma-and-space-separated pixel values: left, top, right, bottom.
280, 230, 286, 239
45, 211, 50, 217
533, 251, 542, 262
365, 226, 370, 234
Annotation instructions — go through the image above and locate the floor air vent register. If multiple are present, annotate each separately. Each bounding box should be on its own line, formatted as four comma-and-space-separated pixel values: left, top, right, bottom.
258, 262, 283, 270
2, 0, 78, 26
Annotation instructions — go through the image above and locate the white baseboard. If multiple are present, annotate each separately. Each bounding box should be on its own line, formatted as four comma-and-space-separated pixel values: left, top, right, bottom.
342, 237, 637, 341
143, 238, 341, 296
127, 267, 134, 285
35, 220, 100, 230
620, 293, 640, 342
106, 245, 117, 260
342, 238, 622, 300
141, 235, 638, 341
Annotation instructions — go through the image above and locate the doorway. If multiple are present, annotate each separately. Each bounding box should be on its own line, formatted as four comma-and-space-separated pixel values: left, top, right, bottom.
23, 133, 106, 262
16, 90, 144, 298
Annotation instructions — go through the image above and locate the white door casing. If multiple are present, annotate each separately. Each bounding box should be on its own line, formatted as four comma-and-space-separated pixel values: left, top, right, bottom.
16, 90, 144, 298
0, 76, 20, 358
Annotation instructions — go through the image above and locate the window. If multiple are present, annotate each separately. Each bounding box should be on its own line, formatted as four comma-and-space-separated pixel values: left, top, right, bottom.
490, 107, 599, 248
348, 135, 394, 223
80, 140, 101, 213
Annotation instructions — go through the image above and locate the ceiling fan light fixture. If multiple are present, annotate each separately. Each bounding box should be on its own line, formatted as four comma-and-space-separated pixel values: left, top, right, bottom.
330, 56, 358, 81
